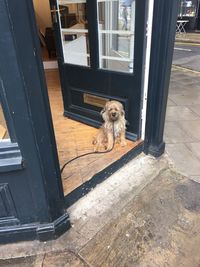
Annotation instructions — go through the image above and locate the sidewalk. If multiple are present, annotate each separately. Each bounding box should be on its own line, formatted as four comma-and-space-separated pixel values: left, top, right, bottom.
165, 66, 200, 183
0, 154, 200, 266
175, 32, 200, 44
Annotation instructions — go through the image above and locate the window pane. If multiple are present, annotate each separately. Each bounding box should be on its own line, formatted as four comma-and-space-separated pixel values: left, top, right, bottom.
0, 104, 10, 140
57, 1, 90, 66
178, 0, 198, 17
99, 33, 132, 72
97, 0, 135, 73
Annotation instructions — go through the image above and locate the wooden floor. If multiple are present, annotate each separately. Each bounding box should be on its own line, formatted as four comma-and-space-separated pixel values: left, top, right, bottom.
0, 105, 9, 139
45, 70, 142, 196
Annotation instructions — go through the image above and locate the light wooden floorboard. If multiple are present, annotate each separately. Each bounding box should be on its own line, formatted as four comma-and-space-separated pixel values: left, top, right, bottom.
45, 70, 141, 195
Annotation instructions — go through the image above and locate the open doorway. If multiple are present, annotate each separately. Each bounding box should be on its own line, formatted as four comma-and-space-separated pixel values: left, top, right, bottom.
33, 0, 57, 67
45, 70, 141, 196
32, 0, 144, 198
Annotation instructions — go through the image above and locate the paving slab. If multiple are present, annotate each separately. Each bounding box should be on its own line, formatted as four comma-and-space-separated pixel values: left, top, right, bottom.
166, 143, 200, 176
0, 256, 37, 267
0, 251, 87, 267
185, 142, 200, 160
0, 156, 200, 267
189, 104, 200, 116
164, 121, 195, 144
165, 68, 200, 180
0, 153, 199, 267
166, 106, 199, 121
42, 251, 86, 267
79, 169, 200, 267
169, 94, 200, 106
167, 98, 177, 106
178, 120, 200, 141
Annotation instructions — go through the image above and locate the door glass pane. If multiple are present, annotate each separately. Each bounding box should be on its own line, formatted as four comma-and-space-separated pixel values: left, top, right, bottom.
57, 0, 90, 66
97, 0, 135, 73
0, 104, 10, 140
178, 0, 198, 17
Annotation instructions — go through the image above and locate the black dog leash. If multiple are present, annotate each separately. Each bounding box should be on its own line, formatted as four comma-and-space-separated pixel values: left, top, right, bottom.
60, 122, 115, 174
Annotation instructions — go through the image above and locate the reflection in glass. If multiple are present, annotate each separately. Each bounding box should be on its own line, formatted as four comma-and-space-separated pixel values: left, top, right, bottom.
178, 0, 198, 17
0, 104, 9, 140
57, 0, 90, 66
97, 0, 135, 73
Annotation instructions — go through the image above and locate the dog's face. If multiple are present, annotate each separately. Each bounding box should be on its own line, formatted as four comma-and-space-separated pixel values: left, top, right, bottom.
101, 101, 125, 122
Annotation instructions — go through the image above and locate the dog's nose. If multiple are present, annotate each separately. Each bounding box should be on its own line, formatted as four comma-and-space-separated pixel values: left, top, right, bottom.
112, 112, 116, 116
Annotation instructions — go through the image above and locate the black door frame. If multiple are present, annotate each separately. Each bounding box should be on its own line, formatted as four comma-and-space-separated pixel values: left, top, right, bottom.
144, 0, 179, 157
50, 0, 148, 141
0, 0, 178, 243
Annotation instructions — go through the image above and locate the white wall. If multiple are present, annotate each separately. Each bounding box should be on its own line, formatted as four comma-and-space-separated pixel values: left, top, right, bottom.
33, 0, 52, 34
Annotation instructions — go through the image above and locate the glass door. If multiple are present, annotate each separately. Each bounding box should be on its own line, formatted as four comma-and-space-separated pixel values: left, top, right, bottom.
51, 0, 147, 140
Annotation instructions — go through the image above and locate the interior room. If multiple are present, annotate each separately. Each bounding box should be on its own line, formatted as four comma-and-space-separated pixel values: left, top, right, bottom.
18, 0, 141, 196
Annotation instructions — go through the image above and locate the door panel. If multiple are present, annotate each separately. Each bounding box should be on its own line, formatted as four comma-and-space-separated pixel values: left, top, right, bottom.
51, 0, 147, 140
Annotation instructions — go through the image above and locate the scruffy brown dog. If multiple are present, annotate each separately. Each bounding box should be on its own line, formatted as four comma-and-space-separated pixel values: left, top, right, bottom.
93, 100, 127, 151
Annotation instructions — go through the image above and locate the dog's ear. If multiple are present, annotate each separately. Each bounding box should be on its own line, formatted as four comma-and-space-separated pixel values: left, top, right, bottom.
100, 101, 109, 115
100, 108, 106, 115
121, 109, 125, 116
120, 104, 125, 117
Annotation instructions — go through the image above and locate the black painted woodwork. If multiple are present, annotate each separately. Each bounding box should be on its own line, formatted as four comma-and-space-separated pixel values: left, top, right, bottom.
0, 0, 70, 243
144, 0, 179, 157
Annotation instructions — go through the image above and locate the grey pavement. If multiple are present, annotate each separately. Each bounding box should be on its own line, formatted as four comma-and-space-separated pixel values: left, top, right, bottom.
165, 66, 200, 183
0, 155, 200, 267
0, 154, 200, 266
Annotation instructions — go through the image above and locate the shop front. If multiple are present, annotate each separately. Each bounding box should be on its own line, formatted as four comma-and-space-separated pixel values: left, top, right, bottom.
0, 0, 178, 243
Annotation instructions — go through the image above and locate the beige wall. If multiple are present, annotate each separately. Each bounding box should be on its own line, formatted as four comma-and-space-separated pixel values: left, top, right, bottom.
33, 0, 52, 34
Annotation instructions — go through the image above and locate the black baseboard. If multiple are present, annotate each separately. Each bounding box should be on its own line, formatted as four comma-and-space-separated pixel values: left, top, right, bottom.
0, 213, 70, 244
64, 142, 144, 208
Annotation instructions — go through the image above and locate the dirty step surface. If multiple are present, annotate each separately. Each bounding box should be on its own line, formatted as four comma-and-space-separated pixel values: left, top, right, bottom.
1, 155, 200, 266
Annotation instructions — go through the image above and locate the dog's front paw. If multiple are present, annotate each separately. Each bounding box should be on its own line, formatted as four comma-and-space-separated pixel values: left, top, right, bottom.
120, 140, 127, 147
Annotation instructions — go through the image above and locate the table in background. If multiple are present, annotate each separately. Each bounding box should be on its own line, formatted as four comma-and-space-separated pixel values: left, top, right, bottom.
176, 20, 189, 34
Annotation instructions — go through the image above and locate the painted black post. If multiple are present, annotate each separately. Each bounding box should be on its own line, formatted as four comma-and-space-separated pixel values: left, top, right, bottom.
144, 0, 179, 157
0, 0, 70, 243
